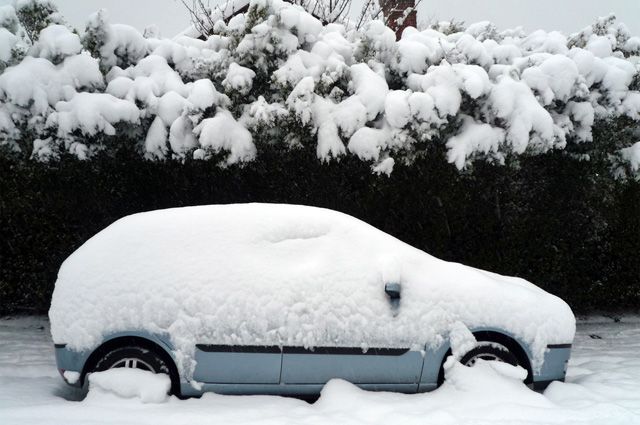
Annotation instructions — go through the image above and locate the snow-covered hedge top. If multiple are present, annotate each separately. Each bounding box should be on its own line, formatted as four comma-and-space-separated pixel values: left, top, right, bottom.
0, 0, 638, 177
49, 203, 575, 378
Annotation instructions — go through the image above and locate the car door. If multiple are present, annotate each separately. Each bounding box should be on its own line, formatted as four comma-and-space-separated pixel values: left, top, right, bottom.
281, 346, 423, 391
192, 344, 282, 384
280, 282, 423, 391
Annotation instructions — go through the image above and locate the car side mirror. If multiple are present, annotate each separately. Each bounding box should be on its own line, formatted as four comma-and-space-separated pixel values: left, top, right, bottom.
385, 282, 401, 299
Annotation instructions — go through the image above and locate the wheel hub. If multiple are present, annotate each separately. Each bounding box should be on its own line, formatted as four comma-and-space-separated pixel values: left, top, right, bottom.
110, 357, 156, 372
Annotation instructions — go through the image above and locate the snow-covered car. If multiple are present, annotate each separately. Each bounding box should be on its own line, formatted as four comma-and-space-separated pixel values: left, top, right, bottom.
49, 203, 575, 396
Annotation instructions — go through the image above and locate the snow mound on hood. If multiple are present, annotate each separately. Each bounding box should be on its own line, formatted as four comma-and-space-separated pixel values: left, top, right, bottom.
86, 369, 170, 403
49, 203, 575, 379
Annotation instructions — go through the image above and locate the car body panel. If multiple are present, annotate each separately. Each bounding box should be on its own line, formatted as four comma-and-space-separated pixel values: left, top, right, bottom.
180, 383, 420, 397
54, 325, 572, 395
193, 345, 281, 384
281, 346, 422, 387
418, 340, 451, 392
54, 344, 89, 384
534, 345, 571, 387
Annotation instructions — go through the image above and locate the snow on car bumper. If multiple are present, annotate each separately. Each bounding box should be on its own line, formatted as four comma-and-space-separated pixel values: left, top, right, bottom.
533, 343, 571, 391
54, 344, 89, 387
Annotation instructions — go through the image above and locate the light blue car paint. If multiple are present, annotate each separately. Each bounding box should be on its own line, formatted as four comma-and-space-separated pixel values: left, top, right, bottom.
54, 326, 571, 395
193, 346, 281, 384
418, 341, 451, 392
536, 345, 571, 384
54, 344, 90, 379
181, 383, 420, 397
281, 348, 422, 386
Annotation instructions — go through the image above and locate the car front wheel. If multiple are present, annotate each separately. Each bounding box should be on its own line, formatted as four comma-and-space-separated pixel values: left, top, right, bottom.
459, 341, 519, 367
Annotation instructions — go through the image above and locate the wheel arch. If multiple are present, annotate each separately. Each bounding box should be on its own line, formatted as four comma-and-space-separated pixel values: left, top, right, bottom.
436, 330, 533, 386
80, 334, 181, 395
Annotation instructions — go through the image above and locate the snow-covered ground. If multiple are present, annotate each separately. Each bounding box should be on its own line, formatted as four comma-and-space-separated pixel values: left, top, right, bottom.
0, 315, 639, 425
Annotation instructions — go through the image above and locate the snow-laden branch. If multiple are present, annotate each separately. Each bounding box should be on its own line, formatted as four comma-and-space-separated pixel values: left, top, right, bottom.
0, 0, 639, 177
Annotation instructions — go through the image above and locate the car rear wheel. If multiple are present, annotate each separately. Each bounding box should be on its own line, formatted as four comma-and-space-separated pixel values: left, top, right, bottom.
91, 345, 175, 394
94, 346, 171, 374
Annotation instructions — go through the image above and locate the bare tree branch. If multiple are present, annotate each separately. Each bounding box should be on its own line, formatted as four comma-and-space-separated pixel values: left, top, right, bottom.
181, 0, 230, 37
180, 0, 423, 34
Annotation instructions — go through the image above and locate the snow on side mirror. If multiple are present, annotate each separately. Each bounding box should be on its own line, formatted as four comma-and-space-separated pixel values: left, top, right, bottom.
385, 282, 401, 299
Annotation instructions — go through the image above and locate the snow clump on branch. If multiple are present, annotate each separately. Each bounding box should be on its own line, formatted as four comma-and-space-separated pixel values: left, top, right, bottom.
0, 0, 638, 176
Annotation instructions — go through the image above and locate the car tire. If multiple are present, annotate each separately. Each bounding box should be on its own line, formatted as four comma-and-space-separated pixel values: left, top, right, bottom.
459, 341, 519, 367
438, 336, 532, 387
91, 346, 174, 392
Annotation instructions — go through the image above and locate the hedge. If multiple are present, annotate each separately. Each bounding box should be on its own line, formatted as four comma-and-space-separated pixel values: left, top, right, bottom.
1, 138, 638, 315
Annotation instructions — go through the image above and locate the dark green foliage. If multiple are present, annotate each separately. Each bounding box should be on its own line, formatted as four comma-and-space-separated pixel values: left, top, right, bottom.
82, 9, 108, 63
14, 0, 62, 43
1, 131, 639, 315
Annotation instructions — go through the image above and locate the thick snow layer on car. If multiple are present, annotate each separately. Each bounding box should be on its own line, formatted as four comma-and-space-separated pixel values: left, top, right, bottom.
49, 204, 575, 377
